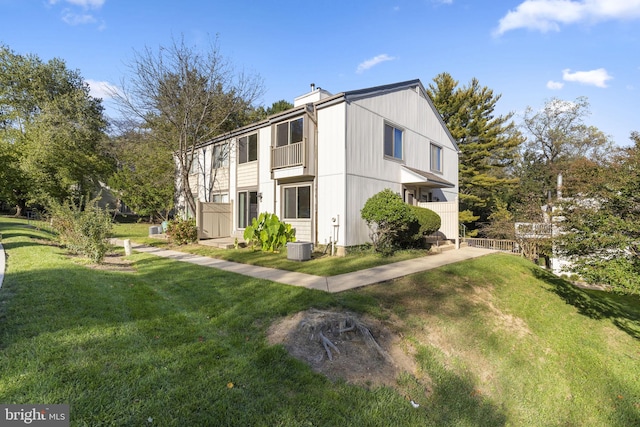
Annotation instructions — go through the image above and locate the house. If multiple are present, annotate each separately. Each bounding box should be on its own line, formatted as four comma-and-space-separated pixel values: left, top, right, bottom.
180, 79, 460, 254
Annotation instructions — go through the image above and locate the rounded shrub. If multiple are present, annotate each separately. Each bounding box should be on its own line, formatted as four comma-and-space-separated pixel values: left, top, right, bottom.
409, 205, 441, 237
360, 189, 418, 255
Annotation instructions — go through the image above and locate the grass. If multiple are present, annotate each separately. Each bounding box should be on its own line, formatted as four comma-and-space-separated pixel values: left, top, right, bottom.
1, 217, 639, 426
110, 221, 432, 276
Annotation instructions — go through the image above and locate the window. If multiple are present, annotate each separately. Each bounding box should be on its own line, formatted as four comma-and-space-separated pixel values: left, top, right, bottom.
276, 117, 304, 147
430, 143, 442, 173
384, 123, 403, 160
213, 142, 229, 168
283, 185, 311, 219
238, 190, 258, 228
238, 133, 258, 164
212, 193, 228, 203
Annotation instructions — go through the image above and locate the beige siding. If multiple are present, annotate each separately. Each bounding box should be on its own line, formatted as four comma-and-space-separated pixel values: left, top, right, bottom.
237, 162, 258, 188
288, 219, 312, 242
210, 167, 230, 195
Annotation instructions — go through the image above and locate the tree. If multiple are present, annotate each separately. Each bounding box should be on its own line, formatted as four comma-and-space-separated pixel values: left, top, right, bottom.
427, 73, 523, 229
113, 36, 264, 216
107, 120, 175, 221
556, 132, 640, 295
514, 97, 613, 219
0, 44, 112, 213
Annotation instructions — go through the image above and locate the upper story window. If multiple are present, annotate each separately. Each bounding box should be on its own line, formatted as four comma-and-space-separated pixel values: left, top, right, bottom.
430, 143, 442, 173
213, 142, 229, 169
238, 133, 258, 164
384, 123, 403, 160
276, 117, 304, 147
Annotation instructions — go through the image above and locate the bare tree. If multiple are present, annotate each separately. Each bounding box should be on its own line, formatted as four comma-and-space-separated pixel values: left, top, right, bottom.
112, 35, 264, 215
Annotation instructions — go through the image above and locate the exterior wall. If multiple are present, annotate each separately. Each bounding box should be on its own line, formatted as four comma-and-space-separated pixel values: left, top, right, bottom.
316, 102, 347, 247
342, 87, 459, 245
183, 81, 459, 247
237, 162, 258, 188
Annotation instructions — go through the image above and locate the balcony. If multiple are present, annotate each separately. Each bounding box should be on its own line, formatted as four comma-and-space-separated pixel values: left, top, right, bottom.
271, 140, 306, 170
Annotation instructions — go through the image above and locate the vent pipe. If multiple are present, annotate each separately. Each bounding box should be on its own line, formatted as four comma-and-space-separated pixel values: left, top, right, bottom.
310, 83, 315, 92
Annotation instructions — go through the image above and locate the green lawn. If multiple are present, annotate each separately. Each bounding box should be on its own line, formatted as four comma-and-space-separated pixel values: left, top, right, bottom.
111, 221, 433, 276
1, 217, 639, 426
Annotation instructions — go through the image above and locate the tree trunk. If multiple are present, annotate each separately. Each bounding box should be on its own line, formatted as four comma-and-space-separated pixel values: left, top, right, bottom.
14, 199, 26, 217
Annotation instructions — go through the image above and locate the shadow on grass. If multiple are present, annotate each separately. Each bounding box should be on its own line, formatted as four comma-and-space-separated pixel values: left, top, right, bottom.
532, 268, 640, 340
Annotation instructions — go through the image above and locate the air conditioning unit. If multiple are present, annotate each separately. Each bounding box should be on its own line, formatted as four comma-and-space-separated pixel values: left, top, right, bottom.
287, 242, 313, 261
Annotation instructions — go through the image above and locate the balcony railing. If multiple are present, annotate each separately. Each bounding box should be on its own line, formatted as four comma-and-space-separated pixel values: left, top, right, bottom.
271, 140, 306, 170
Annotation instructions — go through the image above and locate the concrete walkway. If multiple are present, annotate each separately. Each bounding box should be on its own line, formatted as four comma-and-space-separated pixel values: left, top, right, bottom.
112, 239, 496, 293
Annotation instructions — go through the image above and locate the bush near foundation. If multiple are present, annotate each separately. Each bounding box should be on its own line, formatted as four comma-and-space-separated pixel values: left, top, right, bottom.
361, 189, 419, 255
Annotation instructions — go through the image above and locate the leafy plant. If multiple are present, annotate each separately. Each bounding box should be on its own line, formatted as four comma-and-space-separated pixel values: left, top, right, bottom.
409, 205, 441, 237
243, 212, 296, 252
48, 195, 113, 263
166, 217, 198, 245
361, 189, 419, 255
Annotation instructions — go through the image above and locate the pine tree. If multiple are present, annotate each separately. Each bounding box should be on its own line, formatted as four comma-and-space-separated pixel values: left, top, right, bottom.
427, 73, 523, 228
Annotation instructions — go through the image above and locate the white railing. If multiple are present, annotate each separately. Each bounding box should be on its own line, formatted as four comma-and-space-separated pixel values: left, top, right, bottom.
271, 140, 305, 169
465, 238, 520, 254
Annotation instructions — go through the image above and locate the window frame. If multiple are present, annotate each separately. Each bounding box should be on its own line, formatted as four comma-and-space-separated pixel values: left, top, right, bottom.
238, 133, 258, 164
383, 122, 404, 161
430, 143, 443, 173
282, 184, 311, 220
275, 117, 304, 147
212, 142, 229, 169
237, 190, 258, 229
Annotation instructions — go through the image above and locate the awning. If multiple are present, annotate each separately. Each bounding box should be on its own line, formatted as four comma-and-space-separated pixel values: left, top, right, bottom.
400, 166, 455, 188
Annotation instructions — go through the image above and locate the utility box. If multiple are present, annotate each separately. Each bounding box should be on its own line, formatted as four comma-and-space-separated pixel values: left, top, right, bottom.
287, 242, 313, 261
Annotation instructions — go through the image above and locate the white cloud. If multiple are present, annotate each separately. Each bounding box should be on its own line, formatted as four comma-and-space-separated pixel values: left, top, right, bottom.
49, 0, 105, 27
494, 0, 640, 36
49, 0, 105, 9
356, 54, 396, 74
547, 80, 564, 89
562, 68, 612, 87
86, 79, 119, 100
62, 10, 96, 25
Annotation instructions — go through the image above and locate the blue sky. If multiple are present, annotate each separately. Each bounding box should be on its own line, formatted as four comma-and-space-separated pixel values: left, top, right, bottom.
1, 0, 638, 146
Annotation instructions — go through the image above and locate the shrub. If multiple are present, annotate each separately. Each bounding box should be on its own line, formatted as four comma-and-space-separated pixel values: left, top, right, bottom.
243, 212, 296, 252
409, 205, 441, 237
48, 196, 113, 263
166, 217, 198, 245
360, 189, 418, 255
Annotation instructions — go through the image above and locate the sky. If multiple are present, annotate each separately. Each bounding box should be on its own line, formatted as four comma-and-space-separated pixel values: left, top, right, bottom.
1, 0, 638, 147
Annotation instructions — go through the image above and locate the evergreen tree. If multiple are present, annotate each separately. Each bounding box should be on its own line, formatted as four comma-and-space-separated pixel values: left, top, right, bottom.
427, 72, 523, 229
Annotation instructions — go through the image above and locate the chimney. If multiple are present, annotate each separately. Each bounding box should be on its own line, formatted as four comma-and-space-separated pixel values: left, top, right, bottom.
310, 83, 316, 92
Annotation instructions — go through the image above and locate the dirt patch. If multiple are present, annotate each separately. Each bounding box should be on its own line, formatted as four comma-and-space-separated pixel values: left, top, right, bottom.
70, 252, 136, 273
267, 309, 422, 390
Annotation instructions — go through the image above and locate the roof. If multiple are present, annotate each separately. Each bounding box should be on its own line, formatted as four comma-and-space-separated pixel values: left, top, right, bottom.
401, 165, 455, 188
196, 79, 460, 152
